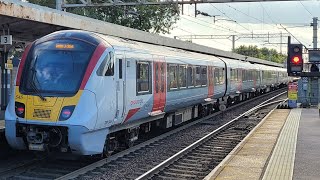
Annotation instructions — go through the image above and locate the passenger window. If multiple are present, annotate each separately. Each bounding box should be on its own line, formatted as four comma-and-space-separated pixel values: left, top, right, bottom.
105, 52, 114, 76
96, 52, 114, 76
195, 66, 201, 86
187, 66, 194, 87
179, 65, 187, 88
168, 64, 178, 90
136, 61, 151, 94
119, 59, 122, 79
201, 66, 207, 86
220, 68, 225, 84
214, 68, 220, 85
230, 69, 234, 81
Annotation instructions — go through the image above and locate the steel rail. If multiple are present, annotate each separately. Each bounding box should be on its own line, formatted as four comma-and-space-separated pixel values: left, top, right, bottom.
135, 94, 287, 180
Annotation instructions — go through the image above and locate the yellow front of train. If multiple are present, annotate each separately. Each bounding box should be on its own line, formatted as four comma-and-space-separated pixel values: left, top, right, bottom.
5, 31, 107, 154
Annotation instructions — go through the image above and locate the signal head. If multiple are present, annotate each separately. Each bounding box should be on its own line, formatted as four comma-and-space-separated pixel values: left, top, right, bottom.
287, 43, 303, 76
293, 46, 300, 53
292, 56, 301, 64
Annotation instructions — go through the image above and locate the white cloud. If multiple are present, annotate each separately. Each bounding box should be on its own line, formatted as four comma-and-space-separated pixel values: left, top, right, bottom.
161, 1, 320, 53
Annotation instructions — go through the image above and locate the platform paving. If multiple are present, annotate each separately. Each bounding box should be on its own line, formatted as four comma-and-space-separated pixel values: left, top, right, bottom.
263, 108, 301, 180
204, 109, 290, 180
293, 108, 320, 180
205, 107, 320, 180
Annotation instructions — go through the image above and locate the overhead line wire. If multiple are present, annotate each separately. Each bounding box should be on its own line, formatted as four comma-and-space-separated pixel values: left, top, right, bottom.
176, 27, 194, 34
226, 4, 279, 30
259, 3, 308, 49
191, 16, 240, 33
210, 4, 252, 33
279, 24, 308, 49
258, 3, 283, 50
299, 1, 314, 17
258, 3, 279, 25
209, 4, 280, 50
181, 15, 239, 33
175, 23, 231, 47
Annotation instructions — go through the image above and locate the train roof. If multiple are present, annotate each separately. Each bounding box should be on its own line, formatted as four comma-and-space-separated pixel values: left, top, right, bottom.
37, 30, 286, 69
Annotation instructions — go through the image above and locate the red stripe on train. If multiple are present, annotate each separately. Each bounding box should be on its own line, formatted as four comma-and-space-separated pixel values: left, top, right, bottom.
123, 108, 140, 123
80, 43, 107, 90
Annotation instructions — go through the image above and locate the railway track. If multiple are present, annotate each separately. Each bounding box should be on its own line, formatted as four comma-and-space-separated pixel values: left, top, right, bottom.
136, 99, 287, 180
57, 89, 287, 180
0, 156, 96, 180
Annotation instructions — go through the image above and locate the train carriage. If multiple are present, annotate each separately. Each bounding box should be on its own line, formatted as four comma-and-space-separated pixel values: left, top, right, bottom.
5, 30, 288, 155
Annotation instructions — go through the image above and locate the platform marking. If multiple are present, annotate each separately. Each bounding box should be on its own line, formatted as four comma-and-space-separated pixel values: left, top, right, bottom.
262, 108, 301, 180
204, 109, 290, 180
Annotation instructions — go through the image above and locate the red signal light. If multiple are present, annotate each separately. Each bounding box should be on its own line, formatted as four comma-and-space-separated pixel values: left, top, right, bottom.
292, 56, 301, 64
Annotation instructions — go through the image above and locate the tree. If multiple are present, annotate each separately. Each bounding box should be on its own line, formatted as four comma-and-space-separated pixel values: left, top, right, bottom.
233, 45, 286, 64
27, 0, 179, 34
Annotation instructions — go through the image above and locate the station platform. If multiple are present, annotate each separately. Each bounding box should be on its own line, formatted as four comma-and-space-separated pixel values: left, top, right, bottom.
204, 107, 320, 180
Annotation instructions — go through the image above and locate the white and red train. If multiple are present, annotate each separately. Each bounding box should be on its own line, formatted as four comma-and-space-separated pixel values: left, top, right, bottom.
5, 30, 288, 155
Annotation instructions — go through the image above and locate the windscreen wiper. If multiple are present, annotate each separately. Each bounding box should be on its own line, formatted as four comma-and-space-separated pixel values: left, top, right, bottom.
28, 56, 46, 101
30, 73, 46, 101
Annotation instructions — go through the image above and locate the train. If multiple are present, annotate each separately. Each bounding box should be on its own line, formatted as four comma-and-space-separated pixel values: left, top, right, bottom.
5, 30, 289, 156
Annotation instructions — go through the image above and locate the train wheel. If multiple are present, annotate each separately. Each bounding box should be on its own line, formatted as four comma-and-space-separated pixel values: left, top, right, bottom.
102, 136, 118, 158
227, 97, 232, 107
125, 127, 139, 148
199, 105, 207, 118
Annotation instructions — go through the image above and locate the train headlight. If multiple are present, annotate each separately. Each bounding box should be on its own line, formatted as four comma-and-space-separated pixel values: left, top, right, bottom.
15, 102, 25, 118
59, 106, 75, 121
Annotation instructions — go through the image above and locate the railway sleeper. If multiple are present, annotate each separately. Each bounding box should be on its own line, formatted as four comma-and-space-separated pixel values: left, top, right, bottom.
155, 174, 187, 180
18, 171, 61, 179
211, 145, 235, 150
165, 168, 208, 175
190, 152, 226, 158
171, 164, 206, 171
176, 161, 207, 167
12, 175, 48, 180
90, 171, 104, 175
185, 155, 214, 161
160, 171, 199, 178
208, 140, 236, 145
196, 145, 233, 152
209, 139, 239, 144
37, 167, 71, 174
218, 132, 244, 137
206, 142, 236, 147
180, 158, 211, 164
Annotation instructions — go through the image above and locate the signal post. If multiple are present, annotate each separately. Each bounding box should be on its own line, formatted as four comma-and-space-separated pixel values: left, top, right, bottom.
287, 38, 320, 107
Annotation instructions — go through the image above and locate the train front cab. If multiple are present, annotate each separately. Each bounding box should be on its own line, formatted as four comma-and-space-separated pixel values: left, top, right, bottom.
5, 31, 114, 155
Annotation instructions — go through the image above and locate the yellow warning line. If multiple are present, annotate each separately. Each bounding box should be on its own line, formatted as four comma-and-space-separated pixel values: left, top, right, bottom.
262, 108, 301, 180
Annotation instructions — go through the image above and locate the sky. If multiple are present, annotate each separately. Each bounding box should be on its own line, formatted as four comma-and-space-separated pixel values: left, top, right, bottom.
161, 1, 320, 54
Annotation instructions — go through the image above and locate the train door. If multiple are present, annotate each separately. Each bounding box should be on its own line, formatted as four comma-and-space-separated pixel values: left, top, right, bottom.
253, 70, 257, 89
151, 56, 166, 114
115, 53, 126, 122
208, 66, 214, 97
